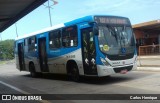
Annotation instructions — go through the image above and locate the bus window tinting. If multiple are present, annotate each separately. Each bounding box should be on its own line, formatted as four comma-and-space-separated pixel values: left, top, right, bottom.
62, 25, 78, 47
28, 36, 36, 52
49, 30, 61, 49
24, 39, 28, 46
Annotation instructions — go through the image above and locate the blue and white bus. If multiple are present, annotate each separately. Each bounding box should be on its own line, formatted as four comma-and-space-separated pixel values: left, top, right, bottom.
15, 15, 137, 81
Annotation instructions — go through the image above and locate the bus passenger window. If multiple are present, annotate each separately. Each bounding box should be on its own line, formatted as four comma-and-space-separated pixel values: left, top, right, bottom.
28, 38, 31, 45
49, 30, 61, 49
62, 25, 78, 47
28, 36, 36, 52
24, 39, 28, 46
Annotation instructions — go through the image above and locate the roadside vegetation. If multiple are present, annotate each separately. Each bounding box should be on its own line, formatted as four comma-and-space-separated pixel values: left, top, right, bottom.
0, 39, 14, 64
0, 59, 15, 65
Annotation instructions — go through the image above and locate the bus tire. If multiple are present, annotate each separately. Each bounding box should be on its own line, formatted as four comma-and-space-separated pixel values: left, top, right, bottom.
70, 64, 80, 82
29, 63, 38, 78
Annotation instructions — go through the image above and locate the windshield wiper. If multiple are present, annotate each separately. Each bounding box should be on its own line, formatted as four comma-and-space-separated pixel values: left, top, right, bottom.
106, 25, 118, 43
121, 26, 127, 47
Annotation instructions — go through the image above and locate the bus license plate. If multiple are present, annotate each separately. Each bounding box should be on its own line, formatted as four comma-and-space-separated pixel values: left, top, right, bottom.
120, 69, 128, 74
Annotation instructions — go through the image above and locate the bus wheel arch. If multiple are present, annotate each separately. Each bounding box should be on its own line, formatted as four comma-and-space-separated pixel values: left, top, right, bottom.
29, 62, 38, 78
66, 60, 80, 82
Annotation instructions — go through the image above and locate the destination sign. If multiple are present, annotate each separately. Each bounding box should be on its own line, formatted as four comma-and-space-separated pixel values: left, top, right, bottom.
94, 16, 130, 25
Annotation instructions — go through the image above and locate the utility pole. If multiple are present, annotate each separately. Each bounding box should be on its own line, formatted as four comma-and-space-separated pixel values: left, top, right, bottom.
48, 0, 52, 26
43, 0, 58, 27
15, 23, 18, 37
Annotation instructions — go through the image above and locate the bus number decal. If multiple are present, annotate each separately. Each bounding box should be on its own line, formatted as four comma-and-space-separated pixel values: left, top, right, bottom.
66, 55, 75, 58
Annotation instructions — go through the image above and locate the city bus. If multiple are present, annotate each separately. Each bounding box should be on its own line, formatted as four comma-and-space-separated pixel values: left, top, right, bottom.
15, 15, 137, 81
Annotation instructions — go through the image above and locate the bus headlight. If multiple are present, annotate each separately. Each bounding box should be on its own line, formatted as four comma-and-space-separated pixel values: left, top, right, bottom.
100, 58, 111, 66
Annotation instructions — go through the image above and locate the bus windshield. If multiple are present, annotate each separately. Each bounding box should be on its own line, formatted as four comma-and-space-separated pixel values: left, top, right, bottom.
98, 25, 135, 55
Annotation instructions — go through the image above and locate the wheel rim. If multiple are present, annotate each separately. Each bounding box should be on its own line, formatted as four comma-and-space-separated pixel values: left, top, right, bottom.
30, 64, 36, 77
71, 66, 79, 81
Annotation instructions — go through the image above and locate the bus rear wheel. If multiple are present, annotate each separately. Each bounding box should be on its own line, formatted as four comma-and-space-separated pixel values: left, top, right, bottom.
70, 64, 80, 82
29, 63, 38, 78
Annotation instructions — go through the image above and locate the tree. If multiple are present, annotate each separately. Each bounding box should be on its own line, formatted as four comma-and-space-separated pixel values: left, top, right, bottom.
0, 39, 14, 60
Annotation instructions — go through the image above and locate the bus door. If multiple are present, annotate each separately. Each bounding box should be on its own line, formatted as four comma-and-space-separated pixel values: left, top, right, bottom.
18, 43, 25, 70
38, 37, 49, 72
81, 28, 97, 75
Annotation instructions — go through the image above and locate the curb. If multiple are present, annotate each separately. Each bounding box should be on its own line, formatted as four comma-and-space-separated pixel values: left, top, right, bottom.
136, 67, 160, 72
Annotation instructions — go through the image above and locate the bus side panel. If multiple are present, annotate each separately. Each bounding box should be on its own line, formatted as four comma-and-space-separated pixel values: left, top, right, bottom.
48, 48, 83, 75
24, 52, 40, 72
23, 35, 41, 73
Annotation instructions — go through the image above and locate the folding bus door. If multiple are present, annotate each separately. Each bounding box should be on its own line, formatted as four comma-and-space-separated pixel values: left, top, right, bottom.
81, 28, 97, 75
18, 43, 25, 70
38, 37, 49, 72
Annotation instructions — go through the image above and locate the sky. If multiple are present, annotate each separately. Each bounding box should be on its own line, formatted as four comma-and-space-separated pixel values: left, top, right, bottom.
1, 0, 160, 40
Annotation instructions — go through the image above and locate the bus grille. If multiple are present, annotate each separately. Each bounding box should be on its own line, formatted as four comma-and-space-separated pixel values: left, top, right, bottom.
113, 66, 133, 73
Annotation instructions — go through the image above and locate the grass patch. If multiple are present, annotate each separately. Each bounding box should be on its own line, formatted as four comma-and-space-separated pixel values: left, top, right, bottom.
0, 61, 7, 65
0, 59, 15, 65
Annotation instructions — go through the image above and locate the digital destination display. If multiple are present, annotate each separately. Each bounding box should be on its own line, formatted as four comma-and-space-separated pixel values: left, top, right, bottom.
94, 16, 130, 25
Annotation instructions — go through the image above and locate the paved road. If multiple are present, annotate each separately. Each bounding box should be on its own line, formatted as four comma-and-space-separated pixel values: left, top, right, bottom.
0, 63, 160, 103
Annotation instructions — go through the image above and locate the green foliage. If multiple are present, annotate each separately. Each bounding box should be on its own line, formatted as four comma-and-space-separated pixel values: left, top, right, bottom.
0, 39, 14, 60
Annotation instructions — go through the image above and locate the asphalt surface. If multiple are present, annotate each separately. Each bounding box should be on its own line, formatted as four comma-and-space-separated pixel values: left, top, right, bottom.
0, 63, 160, 103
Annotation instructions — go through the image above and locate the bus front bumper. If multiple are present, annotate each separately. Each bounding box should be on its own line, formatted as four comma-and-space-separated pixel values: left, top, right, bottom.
97, 62, 137, 77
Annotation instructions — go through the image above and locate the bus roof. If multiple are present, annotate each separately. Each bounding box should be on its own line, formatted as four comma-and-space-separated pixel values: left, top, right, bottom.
15, 23, 65, 40
15, 15, 127, 41
15, 15, 95, 41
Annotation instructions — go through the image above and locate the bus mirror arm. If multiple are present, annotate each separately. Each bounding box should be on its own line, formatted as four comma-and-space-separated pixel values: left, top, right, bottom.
93, 25, 98, 35
89, 22, 98, 35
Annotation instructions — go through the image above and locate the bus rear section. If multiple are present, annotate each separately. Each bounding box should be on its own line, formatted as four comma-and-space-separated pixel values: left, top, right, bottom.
15, 40, 25, 71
